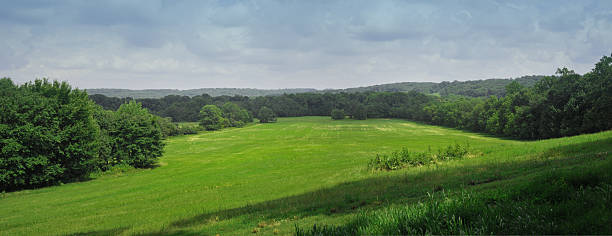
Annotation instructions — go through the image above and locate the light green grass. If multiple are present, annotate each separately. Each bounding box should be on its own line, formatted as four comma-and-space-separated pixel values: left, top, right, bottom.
1, 116, 611, 235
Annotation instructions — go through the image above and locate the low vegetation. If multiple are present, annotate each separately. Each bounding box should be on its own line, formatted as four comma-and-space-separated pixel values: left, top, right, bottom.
331, 109, 345, 120
298, 158, 612, 235
368, 143, 470, 171
257, 106, 277, 123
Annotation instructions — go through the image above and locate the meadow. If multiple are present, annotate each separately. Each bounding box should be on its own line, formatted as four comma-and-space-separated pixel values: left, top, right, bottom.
1, 116, 611, 235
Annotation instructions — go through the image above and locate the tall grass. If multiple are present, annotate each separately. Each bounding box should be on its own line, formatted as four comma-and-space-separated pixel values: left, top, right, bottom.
297, 158, 612, 235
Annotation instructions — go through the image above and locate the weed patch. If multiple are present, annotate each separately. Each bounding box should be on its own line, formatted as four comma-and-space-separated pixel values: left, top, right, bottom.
368, 143, 471, 171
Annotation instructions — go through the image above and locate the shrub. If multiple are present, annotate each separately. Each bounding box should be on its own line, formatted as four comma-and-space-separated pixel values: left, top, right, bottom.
199, 105, 227, 130
437, 143, 470, 161
156, 117, 182, 137
222, 102, 252, 127
331, 109, 345, 120
352, 105, 368, 120
97, 101, 165, 169
257, 106, 277, 123
368, 144, 470, 171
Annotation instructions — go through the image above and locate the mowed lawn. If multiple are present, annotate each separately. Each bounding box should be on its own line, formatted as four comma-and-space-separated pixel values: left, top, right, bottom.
1, 117, 611, 235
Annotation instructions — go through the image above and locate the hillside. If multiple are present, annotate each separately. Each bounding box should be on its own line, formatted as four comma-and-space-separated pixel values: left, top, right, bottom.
2, 117, 610, 235
87, 76, 544, 98
329, 75, 544, 97
85, 88, 318, 98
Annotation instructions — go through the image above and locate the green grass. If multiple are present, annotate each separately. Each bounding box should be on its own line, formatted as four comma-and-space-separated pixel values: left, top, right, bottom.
1, 116, 611, 235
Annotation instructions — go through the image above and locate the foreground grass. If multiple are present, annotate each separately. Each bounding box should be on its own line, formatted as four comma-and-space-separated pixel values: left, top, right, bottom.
1, 117, 611, 235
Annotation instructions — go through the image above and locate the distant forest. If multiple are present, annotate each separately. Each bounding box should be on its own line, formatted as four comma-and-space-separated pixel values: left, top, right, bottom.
91, 52, 611, 141
86, 88, 318, 99
90, 76, 545, 125
87, 76, 543, 99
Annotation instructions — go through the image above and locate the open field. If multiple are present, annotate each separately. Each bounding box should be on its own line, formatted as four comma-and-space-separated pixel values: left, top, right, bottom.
1, 116, 611, 235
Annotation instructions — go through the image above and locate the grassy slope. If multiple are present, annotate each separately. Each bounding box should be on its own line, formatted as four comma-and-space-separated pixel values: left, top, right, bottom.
1, 117, 610, 235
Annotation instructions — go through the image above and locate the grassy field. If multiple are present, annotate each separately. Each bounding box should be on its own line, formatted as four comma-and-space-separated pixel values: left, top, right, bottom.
1, 116, 611, 235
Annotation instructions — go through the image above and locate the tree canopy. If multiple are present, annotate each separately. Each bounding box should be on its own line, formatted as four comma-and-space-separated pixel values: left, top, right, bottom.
199, 105, 227, 130
257, 106, 277, 123
1, 79, 100, 191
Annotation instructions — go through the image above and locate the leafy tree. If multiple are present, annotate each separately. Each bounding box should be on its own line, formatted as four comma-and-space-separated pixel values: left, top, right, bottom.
1, 79, 100, 191
106, 101, 165, 168
155, 117, 181, 138
221, 102, 252, 127
257, 106, 277, 123
331, 109, 345, 120
200, 105, 227, 130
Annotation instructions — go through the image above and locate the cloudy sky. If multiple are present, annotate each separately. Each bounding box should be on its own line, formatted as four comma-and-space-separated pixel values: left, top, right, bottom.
1, 0, 611, 89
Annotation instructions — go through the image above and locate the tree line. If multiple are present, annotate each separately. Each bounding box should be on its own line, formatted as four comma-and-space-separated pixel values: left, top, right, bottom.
91, 54, 612, 140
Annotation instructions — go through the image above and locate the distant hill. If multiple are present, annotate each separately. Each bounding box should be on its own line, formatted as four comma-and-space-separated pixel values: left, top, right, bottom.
87, 75, 544, 98
85, 88, 318, 99
326, 75, 544, 97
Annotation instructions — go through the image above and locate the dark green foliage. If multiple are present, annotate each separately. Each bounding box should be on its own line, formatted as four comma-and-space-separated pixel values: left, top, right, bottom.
330, 109, 345, 120
352, 104, 367, 120
96, 101, 165, 169
0, 78, 100, 191
156, 117, 181, 138
257, 106, 277, 123
153, 117, 200, 137
199, 105, 227, 130
368, 144, 469, 171
298, 159, 612, 235
437, 143, 470, 161
221, 102, 252, 127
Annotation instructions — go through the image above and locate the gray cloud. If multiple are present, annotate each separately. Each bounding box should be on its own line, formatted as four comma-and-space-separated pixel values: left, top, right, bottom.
1, 0, 611, 89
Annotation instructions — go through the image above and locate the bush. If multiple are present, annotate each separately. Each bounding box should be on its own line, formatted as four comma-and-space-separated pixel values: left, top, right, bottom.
331, 109, 345, 120
352, 105, 367, 120
257, 106, 277, 123
0, 79, 100, 191
95, 101, 165, 169
437, 143, 470, 161
156, 117, 181, 137
368, 144, 470, 171
222, 102, 252, 127
199, 105, 227, 130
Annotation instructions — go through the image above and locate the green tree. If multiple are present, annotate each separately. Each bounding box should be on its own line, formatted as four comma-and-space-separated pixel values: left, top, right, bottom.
257, 106, 277, 123
111, 101, 165, 168
221, 102, 252, 127
200, 105, 227, 130
1, 79, 100, 191
331, 109, 345, 120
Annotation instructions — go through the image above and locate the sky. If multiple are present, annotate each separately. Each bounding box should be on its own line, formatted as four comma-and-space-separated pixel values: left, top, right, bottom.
1, 0, 611, 89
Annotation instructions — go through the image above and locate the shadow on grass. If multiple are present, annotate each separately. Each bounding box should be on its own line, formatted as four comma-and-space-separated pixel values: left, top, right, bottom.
143, 137, 612, 235
69, 227, 130, 236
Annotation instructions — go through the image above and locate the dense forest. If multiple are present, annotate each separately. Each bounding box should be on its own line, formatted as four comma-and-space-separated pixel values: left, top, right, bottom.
88, 76, 543, 99
91, 55, 611, 140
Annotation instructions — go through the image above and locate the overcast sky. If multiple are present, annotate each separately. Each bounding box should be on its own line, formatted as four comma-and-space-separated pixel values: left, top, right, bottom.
1, 0, 611, 89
